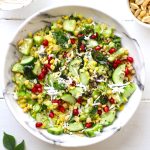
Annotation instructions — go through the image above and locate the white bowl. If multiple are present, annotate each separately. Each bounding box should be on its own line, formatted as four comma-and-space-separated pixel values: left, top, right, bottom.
126, 0, 150, 29
0, 0, 33, 10
3, 5, 145, 147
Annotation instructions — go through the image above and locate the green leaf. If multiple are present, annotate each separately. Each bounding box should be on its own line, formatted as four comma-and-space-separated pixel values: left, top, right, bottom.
3, 132, 16, 150
15, 140, 25, 150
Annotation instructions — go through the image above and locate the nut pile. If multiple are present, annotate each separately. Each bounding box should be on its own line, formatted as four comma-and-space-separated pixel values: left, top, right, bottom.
129, 0, 150, 24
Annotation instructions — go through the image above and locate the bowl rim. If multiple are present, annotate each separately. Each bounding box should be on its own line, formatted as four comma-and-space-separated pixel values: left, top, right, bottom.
126, 0, 150, 29
3, 4, 146, 147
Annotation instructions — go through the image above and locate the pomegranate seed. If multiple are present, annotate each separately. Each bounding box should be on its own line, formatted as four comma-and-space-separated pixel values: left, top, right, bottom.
70, 38, 76, 44
34, 84, 42, 88
97, 110, 102, 115
125, 67, 130, 76
80, 44, 86, 51
109, 48, 116, 54
103, 105, 109, 113
113, 59, 121, 68
38, 72, 45, 80
77, 97, 83, 104
44, 64, 51, 70
95, 45, 101, 51
90, 32, 98, 39
47, 55, 52, 61
73, 108, 79, 116
42, 39, 49, 47
52, 99, 61, 105
77, 33, 84, 38
37, 87, 42, 93
127, 56, 134, 63
63, 52, 68, 58
49, 111, 54, 118
41, 67, 48, 75
58, 105, 65, 113
70, 81, 76, 86
109, 98, 115, 104
85, 122, 93, 128
35, 122, 43, 128
31, 87, 37, 93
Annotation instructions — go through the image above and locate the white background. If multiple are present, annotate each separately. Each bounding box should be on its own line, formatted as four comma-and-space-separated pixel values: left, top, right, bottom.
0, 0, 150, 150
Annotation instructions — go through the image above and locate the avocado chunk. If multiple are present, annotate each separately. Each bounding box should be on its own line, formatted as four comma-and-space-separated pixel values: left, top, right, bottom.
79, 70, 90, 85
33, 35, 44, 46
69, 58, 82, 76
84, 124, 103, 137
20, 56, 34, 65
47, 127, 64, 135
67, 122, 84, 132
108, 48, 126, 62
112, 64, 126, 84
63, 20, 76, 32
69, 87, 83, 98
12, 63, 24, 73
100, 110, 116, 126
32, 60, 41, 75
122, 82, 136, 98
19, 38, 33, 55
61, 94, 76, 104
87, 39, 98, 48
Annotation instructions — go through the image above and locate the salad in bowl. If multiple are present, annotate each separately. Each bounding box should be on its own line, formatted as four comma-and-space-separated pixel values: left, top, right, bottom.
11, 14, 136, 137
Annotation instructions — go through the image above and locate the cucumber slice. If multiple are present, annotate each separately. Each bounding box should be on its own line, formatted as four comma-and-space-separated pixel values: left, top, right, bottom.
122, 82, 136, 98
61, 94, 76, 104
87, 39, 98, 48
12, 63, 24, 73
19, 38, 33, 55
33, 60, 41, 75
100, 110, 116, 126
47, 127, 64, 135
102, 28, 113, 38
112, 64, 126, 84
84, 124, 103, 137
69, 87, 83, 99
33, 103, 41, 112
33, 35, 44, 46
20, 56, 34, 65
67, 122, 84, 132
63, 20, 76, 32
69, 58, 82, 76
79, 70, 90, 85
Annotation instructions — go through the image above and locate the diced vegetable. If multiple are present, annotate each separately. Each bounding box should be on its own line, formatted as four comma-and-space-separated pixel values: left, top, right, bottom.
61, 94, 76, 104
20, 56, 34, 65
63, 20, 76, 32
67, 122, 84, 132
12, 63, 24, 73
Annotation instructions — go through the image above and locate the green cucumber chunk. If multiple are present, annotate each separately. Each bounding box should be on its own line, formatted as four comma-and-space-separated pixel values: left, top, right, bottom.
33, 35, 44, 46
69, 58, 82, 76
84, 124, 103, 137
108, 48, 126, 62
61, 94, 76, 104
122, 82, 136, 98
69, 87, 83, 99
87, 39, 98, 48
100, 110, 116, 126
47, 127, 64, 135
20, 56, 34, 65
79, 70, 90, 85
63, 20, 76, 32
102, 28, 113, 38
32, 60, 41, 75
112, 64, 126, 84
12, 63, 24, 73
19, 38, 33, 55
67, 122, 84, 132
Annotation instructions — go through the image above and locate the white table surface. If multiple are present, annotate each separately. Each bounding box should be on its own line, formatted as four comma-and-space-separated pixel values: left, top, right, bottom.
0, 0, 150, 149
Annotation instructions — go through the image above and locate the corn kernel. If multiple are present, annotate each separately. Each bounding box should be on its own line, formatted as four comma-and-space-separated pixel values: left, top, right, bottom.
51, 65, 55, 70
86, 117, 91, 123
87, 18, 93, 23
50, 59, 55, 64
84, 58, 88, 62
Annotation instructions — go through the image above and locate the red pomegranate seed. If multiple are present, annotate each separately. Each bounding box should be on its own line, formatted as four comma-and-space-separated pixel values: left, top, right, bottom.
73, 108, 79, 116
70, 38, 76, 44
95, 45, 101, 51
63, 52, 68, 58
31, 86, 37, 93
34, 83, 42, 88
77, 33, 84, 38
37, 87, 42, 93
42, 39, 49, 47
127, 56, 134, 63
58, 105, 65, 113
113, 63, 118, 69
47, 55, 52, 61
85, 122, 93, 128
103, 105, 109, 113
80, 44, 86, 51
113, 59, 121, 68
44, 64, 51, 70
41, 67, 48, 75
52, 99, 61, 105
125, 67, 130, 76
49, 111, 54, 118
38, 72, 45, 80
90, 32, 98, 39
97, 110, 102, 115
77, 97, 83, 104
109, 98, 115, 104
109, 48, 116, 54
35, 122, 43, 128
70, 81, 76, 86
